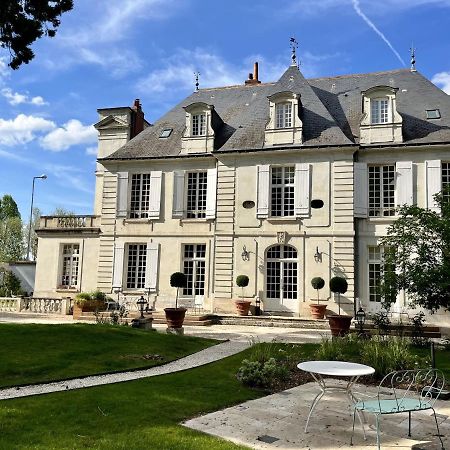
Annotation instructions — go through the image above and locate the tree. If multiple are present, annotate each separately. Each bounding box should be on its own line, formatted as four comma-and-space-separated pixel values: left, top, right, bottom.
380, 190, 450, 313
0, 0, 73, 70
23, 207, 41, 260
52, 207, 75, 216
0, 217, 24, 262
0, 267, 24, 297
0, 194, 20, 220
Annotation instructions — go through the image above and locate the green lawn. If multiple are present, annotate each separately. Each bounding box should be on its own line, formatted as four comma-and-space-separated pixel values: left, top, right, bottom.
0, 323, 216, 387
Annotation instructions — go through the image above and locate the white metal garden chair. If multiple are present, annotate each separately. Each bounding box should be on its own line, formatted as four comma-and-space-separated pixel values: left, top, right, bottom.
350, 368, 446, 449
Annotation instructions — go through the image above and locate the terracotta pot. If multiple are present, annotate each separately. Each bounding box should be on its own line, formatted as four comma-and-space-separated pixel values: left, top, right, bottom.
309, 303, 327, 320
328, 315, 353, 337
164, 307, 187, 328
235, 300, 252, 316
72, 300, 105, 319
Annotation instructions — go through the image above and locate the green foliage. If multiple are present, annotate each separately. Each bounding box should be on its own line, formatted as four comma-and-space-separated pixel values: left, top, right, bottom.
170, 272, 187, 288
380, 188, 450, 312
0, 195, 20, 220
52, 207, 75, 216
311, 276, 325, 303
409, 312, 429, 347
90, 290, 107, 301
74, 291, 110, 306
329, 276, 348, 294
0, 0, 74, 70
0, 217, 24, 262
236, 357, 288, 388
23, 207, 41, 260
236, 275, 249, 288
0, 268, 24, 297
315, 336, 347, 360
371, 311, 391, 336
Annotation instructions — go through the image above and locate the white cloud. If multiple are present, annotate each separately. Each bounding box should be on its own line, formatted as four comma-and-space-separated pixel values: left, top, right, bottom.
1, 88, 48, 106
432, 72, 450, 94
86, 146, 98, 156
0, 114, 55, 146
40, 120, 97, 152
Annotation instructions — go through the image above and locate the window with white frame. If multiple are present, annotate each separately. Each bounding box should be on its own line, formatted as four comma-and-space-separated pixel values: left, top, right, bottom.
191, 113, 206, 136
182, 244, 206, 296
186, 171, 207, 218
368, 246, 394, 303
270, 166, 295, 217
129, 173, 151, 218
60, 244, 80, 288
275, 103, 292, 128
368, 165, 395, 217
126, 244, 147, 289
371, 98, 389, 124
442, 162, 450, 201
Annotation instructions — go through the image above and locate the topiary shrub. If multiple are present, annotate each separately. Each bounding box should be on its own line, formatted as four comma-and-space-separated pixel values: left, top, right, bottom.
236, 275, 249, 301
311, 277, 325, 304
330, 276, 348, 315
170, 272, 187, 309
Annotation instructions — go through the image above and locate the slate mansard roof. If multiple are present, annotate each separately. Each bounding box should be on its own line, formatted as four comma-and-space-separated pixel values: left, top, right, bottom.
103, 65, 450, 161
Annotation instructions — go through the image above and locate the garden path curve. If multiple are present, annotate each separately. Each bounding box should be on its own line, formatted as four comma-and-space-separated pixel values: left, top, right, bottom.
0, 340, 250, 401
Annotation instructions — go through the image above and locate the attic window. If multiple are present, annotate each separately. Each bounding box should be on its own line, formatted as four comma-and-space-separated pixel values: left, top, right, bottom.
160, 128, 172, 138
426, 109, 441, 119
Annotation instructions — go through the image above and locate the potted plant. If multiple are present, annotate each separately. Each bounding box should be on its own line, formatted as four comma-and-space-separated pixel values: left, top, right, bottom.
73, 291, 107, 319
235, 275, 251, 316
164, 272, 187, 328
309, 277, 326, 319
328, 276, 352, 336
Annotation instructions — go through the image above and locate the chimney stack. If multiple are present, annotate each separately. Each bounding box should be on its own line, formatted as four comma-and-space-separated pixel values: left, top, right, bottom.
130, 98, 145, 138
245, 62, 261, 85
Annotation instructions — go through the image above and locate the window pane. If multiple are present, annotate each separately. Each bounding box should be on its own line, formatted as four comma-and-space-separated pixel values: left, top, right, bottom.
186, 171, 207, 219
182, 244, 206, 297
443, 162, 450, 201
369, 165, 395, 217
130, 173, 151, 219
61, 244, 80, 287
270, 166, 295, 217
275, 103, 292, 128
192, 114, 206, 136
126, 244, 147, 289
371, 99, 389, 124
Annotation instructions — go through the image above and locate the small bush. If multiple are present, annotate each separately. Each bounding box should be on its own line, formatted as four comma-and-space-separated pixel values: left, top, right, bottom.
410, 312, 429, 347
90, 290, 107, 301
236, 357, 288, 388
315, 335, 356, 361
0, 268, 24, 297
311, 277, 325, 290
170, 272, 187, 288
371, 311, 391, 336
329, 276, 348, 294
236, 275, 249, 288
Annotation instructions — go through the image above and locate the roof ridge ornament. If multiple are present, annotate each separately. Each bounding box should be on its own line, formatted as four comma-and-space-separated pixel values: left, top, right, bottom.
410, 45, 416, 72
290, 37, 299, 68
194, 72, 200, 91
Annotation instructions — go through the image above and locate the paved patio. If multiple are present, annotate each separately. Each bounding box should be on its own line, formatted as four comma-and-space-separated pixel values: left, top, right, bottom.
184, 380, 450, 449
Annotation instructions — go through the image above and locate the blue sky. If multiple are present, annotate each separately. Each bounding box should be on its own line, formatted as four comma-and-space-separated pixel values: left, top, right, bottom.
1, 0, 449, 219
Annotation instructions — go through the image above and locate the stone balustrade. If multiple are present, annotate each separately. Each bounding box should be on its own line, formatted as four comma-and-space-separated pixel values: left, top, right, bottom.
38, 215, 100, 230
0, 297, 70, 315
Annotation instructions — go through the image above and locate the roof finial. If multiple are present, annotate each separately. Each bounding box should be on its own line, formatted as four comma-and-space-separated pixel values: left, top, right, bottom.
290, 37, 298, 67
410, 45, 416, 72
194, 72, 200, 91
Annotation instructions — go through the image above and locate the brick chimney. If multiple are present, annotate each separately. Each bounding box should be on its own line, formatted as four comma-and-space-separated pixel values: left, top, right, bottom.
130, 99, 145, 138
245, 62, 261, 85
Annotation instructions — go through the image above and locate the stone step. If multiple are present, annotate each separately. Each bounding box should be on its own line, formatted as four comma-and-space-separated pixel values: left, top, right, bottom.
215, 314, 330, 329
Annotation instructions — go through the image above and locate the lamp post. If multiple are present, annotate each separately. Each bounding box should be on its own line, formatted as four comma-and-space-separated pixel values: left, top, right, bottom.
355, 306, 366, 337
27, 174, 47, 260
136, 295, 148, 319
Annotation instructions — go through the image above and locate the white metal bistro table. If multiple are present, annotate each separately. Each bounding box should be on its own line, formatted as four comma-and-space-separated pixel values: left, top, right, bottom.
297, 361, 375, 435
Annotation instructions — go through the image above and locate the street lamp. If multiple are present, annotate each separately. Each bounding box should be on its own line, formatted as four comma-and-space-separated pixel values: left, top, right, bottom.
136, 295, 148, 319
27, 174, 47, 260
356, 306, 366, 337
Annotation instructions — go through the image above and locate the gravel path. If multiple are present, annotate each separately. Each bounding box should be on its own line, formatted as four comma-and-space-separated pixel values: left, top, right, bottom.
0, 340, 250, 401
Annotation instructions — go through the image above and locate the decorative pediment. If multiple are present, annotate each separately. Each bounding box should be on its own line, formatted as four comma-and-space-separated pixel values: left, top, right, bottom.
94, 115, 129, 130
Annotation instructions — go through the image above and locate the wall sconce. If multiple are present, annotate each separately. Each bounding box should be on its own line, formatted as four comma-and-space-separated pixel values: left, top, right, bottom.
241, 245, 250, 261
314, 246, 322, 263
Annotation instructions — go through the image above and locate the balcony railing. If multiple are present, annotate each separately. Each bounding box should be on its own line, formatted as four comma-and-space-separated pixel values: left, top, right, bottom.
39, 215, 100, 230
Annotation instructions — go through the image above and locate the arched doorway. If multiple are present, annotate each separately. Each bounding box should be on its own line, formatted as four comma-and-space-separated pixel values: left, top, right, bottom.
265, 244, 298, 312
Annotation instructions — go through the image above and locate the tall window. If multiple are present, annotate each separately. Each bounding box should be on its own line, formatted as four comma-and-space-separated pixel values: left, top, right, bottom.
182, 244, 206, 296
186, 171, 207, 218
371, 98, 389, 124
266, 245, 297, 300
126, 244, 147, 289
275, 103, 292, 128
192, 113, 206, 136
442, 162, 450, 201
60, 244, 80, 288
368, 246, 382, 303
130, 173, 151, 218
368, 165, 395, 217
271, 166, 295, 217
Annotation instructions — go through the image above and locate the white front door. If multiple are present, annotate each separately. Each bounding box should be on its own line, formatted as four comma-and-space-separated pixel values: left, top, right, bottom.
264, 245, 298, 313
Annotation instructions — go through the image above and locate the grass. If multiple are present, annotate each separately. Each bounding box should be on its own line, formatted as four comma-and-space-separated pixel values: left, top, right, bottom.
0, 323, 216, 387
0, 349, 262, 450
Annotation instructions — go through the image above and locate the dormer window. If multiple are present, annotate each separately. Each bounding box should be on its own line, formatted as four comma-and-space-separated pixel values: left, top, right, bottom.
371, 98, 389, 124
360, 86, 403, 145
276, 103, 292, 128
192, 113, 206, 136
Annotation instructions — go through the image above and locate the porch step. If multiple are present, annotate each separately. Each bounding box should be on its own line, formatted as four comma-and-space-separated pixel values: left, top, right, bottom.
215, 314, 330, 329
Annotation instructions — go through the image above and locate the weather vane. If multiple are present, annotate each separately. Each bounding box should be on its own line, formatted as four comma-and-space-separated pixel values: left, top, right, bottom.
290, 37, 298, 67
410, 45, 416, 72
194, 72, 200, 91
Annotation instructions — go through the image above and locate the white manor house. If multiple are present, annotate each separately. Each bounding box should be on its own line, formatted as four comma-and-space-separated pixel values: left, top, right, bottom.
34, 57, 450, 325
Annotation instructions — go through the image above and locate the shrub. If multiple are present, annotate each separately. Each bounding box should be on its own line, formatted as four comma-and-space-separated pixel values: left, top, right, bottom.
311, 277, 325, 304
236, 275, 249, 300
371, 311, 391, 336
409, 312, 429, 347
90, 290, 107, 301
0, 268, 24, 297
236, 357, 288, 388
170, 272, 187, 309
315, 335, 354, 361
74, 292, 92, 306
329, 276, 348, 315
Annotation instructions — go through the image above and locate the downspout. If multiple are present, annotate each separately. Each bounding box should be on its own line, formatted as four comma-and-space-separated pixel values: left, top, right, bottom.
353, 150, 359, 317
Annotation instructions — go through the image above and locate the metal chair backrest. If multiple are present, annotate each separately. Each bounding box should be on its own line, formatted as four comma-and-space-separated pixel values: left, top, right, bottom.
377, 368, 445, 413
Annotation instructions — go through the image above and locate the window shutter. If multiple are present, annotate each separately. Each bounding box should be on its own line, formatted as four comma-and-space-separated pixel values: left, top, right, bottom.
148, 171, 162, 219
257, 165, 270, 218
294, 163, 311, 218
354, 162, 368, 218
112, 244, 124, 289
116, 172, 129, 218
426, 160, 441, 212
172, 171, 185, 218
206, 168, 217, 219
396, 161, 413, 206
144, 243, 159, 292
